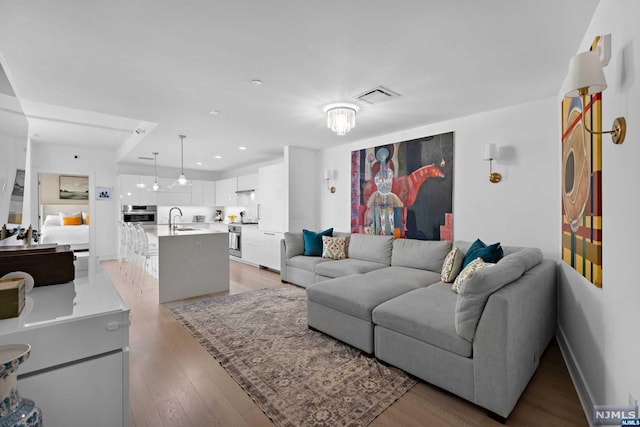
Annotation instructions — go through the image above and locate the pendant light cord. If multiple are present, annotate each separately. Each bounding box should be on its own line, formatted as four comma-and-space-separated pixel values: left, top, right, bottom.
179, 135, 186, 174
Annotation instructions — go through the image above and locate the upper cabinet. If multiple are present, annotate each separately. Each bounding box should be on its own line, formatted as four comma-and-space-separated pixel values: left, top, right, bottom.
190, 180, 204, 206
203, 181, 215, 206
215, 177, 237, 206
237, 174, 258, 192
119, 174, 158, 205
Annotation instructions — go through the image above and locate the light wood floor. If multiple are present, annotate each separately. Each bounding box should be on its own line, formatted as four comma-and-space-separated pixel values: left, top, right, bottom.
101, 259, 587, 427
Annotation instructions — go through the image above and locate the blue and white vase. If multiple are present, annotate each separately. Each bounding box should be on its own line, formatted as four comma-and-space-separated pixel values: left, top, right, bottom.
0, 344, 42, 427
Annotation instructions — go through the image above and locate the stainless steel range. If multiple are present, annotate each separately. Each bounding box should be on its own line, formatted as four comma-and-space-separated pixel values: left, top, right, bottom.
228, 224, 241, 257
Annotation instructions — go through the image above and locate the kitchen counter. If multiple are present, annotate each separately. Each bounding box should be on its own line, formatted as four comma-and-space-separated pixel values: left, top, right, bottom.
148, 225, 226, 237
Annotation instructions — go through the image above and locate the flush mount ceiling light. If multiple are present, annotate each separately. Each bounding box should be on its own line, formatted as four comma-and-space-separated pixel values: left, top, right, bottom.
173, 135, 191, 186
323, 103, 359, 136
152, 152, 160, 191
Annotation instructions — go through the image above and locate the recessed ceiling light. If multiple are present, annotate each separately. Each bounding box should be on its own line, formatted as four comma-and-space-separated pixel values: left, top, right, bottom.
214, 155, 222, 159
251, 79, 263, 86
196, 162, 202, 165
209, 110, 220, 115
239, 146, 247, 150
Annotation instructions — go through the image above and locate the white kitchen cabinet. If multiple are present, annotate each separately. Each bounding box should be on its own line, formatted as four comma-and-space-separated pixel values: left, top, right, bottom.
215, 177, 237, 206
257, 163, 285, 232
156, 191, 191, 206
138, 175, 158, 205
237, 173, 258, 192
157, 177, 191, 193
203, 180, 216, 206
242, 227, 283, 271
191, 180, 204, 206
119, 174, 157, 206
119, 174, 139, 205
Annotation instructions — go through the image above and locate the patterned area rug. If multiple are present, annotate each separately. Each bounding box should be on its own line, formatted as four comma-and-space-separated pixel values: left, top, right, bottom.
170, 286, 416, 427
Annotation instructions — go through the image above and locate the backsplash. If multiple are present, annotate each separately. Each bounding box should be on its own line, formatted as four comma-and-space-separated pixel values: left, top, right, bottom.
157, 206, 216, 224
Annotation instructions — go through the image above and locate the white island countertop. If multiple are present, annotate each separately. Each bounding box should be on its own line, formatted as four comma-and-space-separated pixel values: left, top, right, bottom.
144, 225, 227, 237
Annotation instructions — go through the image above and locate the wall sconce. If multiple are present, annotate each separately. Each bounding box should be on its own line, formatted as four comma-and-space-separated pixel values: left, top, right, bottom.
483, 144, 502, 183
324, 169, 336, 193
565, 49, 626, 144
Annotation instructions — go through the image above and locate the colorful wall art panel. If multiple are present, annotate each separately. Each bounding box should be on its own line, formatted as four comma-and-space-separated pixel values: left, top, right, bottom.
561, 92, 603, 288
350, 132, 454, 240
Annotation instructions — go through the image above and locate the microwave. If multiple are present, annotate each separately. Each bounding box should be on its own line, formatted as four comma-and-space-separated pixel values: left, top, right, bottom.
122, 205, 157, 224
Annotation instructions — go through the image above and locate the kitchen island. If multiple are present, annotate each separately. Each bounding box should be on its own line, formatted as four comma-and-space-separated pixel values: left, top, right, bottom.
150, 226, 229, 303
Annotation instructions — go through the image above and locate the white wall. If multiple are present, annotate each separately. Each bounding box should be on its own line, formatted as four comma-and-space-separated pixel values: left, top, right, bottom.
29, 142, 118, 260
319, 97, 561, 257
557, 0, 640, 412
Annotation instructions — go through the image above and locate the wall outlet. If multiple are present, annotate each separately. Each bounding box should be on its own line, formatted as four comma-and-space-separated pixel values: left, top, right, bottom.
629, 393, 637, 407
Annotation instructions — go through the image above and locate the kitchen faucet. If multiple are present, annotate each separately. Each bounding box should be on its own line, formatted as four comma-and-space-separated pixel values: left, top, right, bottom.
169, 207, 183, 230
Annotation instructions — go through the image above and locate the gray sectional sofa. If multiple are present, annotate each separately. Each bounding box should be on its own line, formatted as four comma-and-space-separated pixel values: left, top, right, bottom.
280, 232, 557, 419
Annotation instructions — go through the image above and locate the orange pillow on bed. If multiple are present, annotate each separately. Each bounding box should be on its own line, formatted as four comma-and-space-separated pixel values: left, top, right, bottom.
84, 215, 90, 225
62, 216, 82, 226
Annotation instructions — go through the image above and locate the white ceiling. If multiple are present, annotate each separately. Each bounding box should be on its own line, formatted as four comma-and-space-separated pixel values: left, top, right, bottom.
0, 0, 599, 172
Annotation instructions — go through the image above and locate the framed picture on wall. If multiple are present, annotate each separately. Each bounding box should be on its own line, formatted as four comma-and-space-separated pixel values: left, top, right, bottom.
59, 175, 89, 200
96, 187, 112, 200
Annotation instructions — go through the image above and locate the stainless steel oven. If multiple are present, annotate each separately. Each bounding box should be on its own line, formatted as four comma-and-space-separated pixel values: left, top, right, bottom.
122, 205, 157, 225
228, 224, 241, 257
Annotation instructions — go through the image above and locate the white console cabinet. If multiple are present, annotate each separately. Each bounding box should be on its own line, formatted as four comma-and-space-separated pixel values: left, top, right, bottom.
0, 268, 130, 427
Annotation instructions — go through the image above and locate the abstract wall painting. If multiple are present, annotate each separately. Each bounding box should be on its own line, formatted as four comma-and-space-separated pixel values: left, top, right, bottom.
561, 91, 603, 288
350, 132, 454, 240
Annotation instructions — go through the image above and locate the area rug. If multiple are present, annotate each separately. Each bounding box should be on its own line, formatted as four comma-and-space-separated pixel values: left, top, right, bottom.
170, 285, 416, 427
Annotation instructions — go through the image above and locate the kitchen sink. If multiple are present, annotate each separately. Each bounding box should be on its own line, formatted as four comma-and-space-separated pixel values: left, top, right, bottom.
174, 226, 204, 231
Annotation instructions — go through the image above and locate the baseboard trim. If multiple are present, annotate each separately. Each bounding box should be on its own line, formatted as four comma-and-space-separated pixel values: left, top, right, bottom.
556, 326, 594, 426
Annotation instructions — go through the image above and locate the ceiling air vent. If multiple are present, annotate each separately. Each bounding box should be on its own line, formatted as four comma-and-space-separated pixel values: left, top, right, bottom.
355, 86, 400, 104
137, 156, 153, 161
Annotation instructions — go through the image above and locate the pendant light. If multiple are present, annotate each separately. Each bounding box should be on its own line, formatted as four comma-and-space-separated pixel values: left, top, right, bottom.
173, 134, 191, 186
152, 152, 160, 191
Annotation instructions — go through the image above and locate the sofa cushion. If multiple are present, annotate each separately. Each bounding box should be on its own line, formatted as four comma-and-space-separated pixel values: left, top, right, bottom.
306, 274, 424, 321
315, 259, 388, 278
455, 252, 537, 341
348, 234, 394, 265
303, 228, 333, 256
441, 247, 464, 283
284, 232, 305, 258
322, 235, 349, 260
365, 266, 441, 288
462, 239, 504, 268
373, 283, 472, 358
391, 239, 451, 272
287, 255, 330, 272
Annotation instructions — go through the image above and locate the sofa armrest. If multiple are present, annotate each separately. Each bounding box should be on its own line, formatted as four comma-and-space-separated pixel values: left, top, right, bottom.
472, 259, 557, 417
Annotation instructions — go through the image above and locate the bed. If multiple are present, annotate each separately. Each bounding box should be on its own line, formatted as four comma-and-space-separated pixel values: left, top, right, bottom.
39, 204, 90, 251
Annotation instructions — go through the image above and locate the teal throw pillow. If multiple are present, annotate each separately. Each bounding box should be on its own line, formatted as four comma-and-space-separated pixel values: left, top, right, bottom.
303, 228, 333, 256
462, 238, 503, 268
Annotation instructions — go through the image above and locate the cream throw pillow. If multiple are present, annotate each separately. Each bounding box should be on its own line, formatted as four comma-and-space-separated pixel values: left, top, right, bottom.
322, 236, 349, 260
452, 257, 493, 293
441, 247, 464, 283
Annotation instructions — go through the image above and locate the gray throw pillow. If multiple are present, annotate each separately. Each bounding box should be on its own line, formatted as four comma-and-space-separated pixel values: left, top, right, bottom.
454, 256, 526, 341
